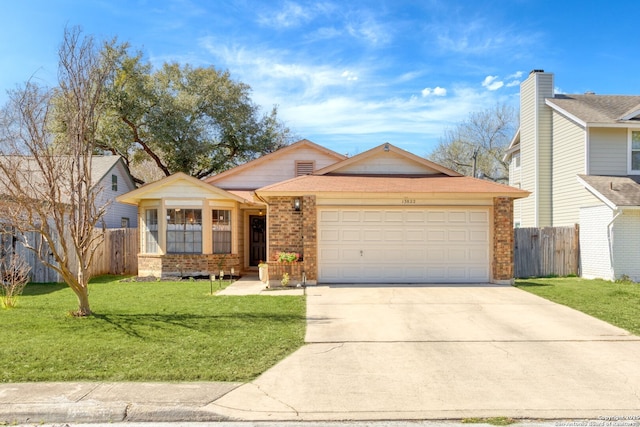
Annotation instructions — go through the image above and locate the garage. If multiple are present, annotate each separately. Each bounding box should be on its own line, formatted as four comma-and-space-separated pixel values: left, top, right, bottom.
318, 207, 490, 283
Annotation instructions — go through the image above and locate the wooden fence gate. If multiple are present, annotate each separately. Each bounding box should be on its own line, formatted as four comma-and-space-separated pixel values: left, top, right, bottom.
514, 225, 580, 278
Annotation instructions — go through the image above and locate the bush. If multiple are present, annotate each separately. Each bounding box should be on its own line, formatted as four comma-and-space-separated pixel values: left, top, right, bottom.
0, 254, 31, 308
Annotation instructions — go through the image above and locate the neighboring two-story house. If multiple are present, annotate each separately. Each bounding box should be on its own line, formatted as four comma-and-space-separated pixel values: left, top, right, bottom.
118, 139, 528, 284
505, 70, 640, 280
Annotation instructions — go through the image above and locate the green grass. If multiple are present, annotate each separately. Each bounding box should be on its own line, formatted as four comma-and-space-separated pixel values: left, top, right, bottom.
515, 277, 640, 335
462, 417, 517, 425
0, 275, 306, 382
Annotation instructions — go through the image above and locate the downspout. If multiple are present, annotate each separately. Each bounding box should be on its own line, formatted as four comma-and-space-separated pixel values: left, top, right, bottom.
607, 208, 622, 280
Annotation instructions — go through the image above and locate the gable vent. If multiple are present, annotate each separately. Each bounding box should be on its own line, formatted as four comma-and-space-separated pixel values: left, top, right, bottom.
296, 161, 315, 176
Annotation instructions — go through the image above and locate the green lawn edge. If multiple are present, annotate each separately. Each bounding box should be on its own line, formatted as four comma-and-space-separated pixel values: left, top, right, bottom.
0, 275, 306, 383
515, 277, 640, 336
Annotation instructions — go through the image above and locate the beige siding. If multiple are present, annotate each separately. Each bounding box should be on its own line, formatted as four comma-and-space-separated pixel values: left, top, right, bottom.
213, 147, 341, 189
551, 112, 599, 225
589, 128, 628, 175
518, 71, 554, 227
139, 179, 232, 200
96, 161, 139, 228
335, 151, 440, 174
508, 153, 522, 225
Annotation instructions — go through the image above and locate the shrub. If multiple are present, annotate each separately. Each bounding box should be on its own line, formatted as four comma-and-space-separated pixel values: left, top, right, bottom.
0, 254, 31, 308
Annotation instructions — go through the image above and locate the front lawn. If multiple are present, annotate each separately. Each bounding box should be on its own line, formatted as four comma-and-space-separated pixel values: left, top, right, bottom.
0, 275, 306, 382
515, 277, 640, 335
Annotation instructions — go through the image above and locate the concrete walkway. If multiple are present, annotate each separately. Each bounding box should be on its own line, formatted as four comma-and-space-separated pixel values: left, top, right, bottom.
216, 274, 304, 296
2, 284, 640, 423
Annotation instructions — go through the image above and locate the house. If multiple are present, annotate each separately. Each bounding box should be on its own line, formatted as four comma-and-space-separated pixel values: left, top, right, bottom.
118, 139, 527, 284
92, 156, 138, 228
505, 69, 640, 281
0, 155, 137, 228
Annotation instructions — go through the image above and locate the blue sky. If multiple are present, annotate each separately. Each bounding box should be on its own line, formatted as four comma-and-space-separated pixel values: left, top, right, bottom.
1, 0, 638, 155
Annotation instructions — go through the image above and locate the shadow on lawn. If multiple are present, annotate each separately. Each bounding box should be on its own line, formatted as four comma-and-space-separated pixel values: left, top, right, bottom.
92, 312, 305, 338
515, 280, 554, 287
23, 283, 68, 296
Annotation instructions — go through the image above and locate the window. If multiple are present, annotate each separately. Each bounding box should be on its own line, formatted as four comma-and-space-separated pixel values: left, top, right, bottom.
144, 209, 159, 253
632, 131, 640, 172
212, 209, 231, 254
166, 209, 202, 253
514, 153, 521, 169
111, 174, 118, 191
121, 217, 130, 228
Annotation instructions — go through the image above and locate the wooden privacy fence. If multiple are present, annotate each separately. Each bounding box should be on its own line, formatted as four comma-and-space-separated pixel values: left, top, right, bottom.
0, 228, 138, 283
514, 225, 580, 278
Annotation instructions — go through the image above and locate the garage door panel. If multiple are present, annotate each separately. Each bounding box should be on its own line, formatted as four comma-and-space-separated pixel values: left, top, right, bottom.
384, 211, 403, 222
383, 229, 403, 241
448, 230, 467, 241
342, 230, 361, 241
470, 210, 489, 223
448, 211, 467, 223
469, 230, 489, 242
427, 211, 446, 222
363, 211, 382, 222
342, 211, 361, 222
318, 208, 490, 283
427, 229, 446, 241
363, 229, 383, 241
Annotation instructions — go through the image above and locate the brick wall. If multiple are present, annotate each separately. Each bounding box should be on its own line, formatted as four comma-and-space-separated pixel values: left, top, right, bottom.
493, 197, 514, 283
138, 253, 240, 278
266, 195, 317, 281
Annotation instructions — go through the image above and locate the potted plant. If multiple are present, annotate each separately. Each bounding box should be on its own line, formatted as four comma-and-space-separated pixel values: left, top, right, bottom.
258, 261, 268, 283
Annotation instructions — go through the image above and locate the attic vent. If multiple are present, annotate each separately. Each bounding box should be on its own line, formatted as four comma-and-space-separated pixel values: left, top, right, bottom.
296, 161, 315, 176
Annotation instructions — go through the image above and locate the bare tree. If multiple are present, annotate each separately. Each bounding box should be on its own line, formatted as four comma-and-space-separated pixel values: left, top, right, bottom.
0, 28, 122, 316
429, 103, 517, 182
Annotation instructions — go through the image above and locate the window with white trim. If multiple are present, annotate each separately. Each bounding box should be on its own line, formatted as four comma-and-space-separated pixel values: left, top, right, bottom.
632, 131, 640, 172
166, 209, 202, 253
212, 209, 231, 254
144, 209, 159, 254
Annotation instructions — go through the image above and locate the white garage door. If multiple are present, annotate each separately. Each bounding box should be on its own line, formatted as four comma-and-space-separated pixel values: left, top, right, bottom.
318, 208, 490, 283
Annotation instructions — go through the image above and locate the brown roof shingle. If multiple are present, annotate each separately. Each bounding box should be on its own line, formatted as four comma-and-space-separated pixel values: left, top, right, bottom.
256, 174, 529, 197
579, 175, 640, 207
547, 94, 640, 124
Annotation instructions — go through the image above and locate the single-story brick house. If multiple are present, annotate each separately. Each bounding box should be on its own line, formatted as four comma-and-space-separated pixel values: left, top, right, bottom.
117, 139, 528, 284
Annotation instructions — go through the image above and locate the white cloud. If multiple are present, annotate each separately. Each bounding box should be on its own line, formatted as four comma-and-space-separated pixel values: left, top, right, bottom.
257, 1, 314, 29
341, 70, 358, 81
507, 71, 523, 80
482, 75, 504, 91
421, 86, 447, 97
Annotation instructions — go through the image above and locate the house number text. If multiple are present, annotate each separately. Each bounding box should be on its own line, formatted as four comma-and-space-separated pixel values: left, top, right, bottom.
402, 198, 416, 205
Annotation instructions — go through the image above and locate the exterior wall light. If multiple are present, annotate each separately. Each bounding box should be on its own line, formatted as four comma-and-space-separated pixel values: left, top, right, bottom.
293, 198, 301, 211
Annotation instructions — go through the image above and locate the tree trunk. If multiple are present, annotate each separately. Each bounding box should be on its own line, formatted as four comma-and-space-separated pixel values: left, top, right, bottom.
74, 287, 92, 316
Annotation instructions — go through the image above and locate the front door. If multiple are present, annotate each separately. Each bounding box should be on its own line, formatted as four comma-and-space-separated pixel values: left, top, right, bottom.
249, 215, 266, 267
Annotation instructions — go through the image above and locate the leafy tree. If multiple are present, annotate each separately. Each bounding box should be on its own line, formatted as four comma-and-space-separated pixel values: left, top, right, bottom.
98, 54, 293, 183
0, 28, 121, 316
429, 103, 517, 182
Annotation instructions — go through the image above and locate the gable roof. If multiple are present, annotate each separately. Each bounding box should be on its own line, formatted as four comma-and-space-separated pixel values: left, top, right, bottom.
91, 156, 136, 190
546, 94, 640, 126
204, 139, 347, 185
315, 142, 463, 176
116, 172, 252, 206
578, 175, 640, 209
256, 174, 529, 198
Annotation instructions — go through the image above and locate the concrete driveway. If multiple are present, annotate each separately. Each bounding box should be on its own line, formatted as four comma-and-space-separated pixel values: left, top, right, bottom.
209, 284, 640, 420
